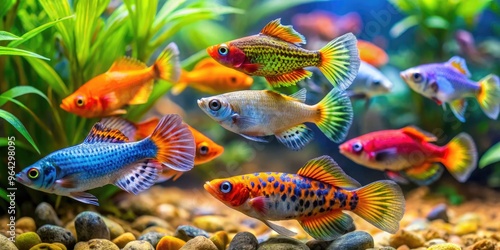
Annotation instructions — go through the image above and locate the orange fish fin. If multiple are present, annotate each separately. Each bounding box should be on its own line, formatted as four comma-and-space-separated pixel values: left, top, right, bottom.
105, 109, 127, 116
194, 58, 219, 70
261, 219, 296, 237
299, 210, 354, 241
108, 57, 147, 72
275, 124, 314, 151
446, 56, 471, 77
297, 155, 361, 189
135, 117, 160, 140
400, 126, 437, 142
84, 121, 129, 143
260, 18, 306, 45
171, 83, 188, 96
402, 163, 443, 186
99, 117, 137, 141
351, 180, 405, 233
153, 42, 181, 83
128, 80, 154, 105
148, 114, 195, 172
442, 133, 477, 182
100, 91, 119, 110
156, 169, 183, 183
115, 159, 162, 194
265, 69, 312, 87
289, 88, 307, 103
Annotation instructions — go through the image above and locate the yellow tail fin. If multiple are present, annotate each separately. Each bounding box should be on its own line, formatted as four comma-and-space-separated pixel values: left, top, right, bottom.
351, 180, 405, 233
318, 33, 360, 90
315, 89, 353, 143
477, 74, 500, 119
441, 133, 477, 182
153, 42, 181, 83
147, 114, 195, 172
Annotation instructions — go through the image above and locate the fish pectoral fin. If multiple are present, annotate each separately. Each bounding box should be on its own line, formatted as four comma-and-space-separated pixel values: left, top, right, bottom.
55, 175, 78, 188
98, 117, 137, 141
101, 92, 119, 109
128, 80, 154, 105
69, 192, 99, 206
289, 88, 307, 103
240, 63, 260, 73
435, 76, 455, 96
108, 57, 147, 71
261, 220, 297, 237
239, 133, 270, 143
115, 159, 162, 194
155, 169, 183, 183
83, 121, 129, 144
249, 196, 272, 214
400, 126, 437, 142
369, 148, 399, 162
402, 163, 444, 186
259, 18, 306, 45
231, 113, 259, 129
170, 83, 188, 96
299, 210, 354, 241
385, 170, 410, 184
265, 69, 313, 88
297, 155, 361, 189
449, 99, 468, 122
446, 56, 471, 77
275, 124, 314, 151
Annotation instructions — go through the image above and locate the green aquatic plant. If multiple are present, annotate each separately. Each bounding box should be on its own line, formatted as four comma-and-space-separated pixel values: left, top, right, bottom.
479, 142, 500, 187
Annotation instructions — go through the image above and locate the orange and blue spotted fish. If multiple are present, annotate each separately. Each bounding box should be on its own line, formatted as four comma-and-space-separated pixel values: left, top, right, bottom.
204, 155, 405, 240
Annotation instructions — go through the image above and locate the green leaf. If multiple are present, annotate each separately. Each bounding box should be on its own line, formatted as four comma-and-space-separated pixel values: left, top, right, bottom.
0, 86, 50, 107
480, 142, 500, 168
0, 96, 53, 136
424, 16, 449, 29
0, 31, 21, 41
390, 15, 419, 37
0, 46, 49, 60
24, 57, 69, 96
38, 0, 75, 53
0, 138, 35, 152
0, 110, 40, 154
388, 0, 415, 13
0, 187, 8, 203
457, 0, 491, 20
7, 15, 74, 48
153, 0, 187, 28
0, 0, 16, 19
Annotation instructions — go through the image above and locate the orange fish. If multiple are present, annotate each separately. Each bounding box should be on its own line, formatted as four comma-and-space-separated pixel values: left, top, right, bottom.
357, 40, 388, 68
60, 43, 181, 118
171, 58, 254, 95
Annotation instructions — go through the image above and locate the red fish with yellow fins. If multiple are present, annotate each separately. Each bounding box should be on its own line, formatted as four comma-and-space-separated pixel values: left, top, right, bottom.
204, 156, 405, 240
60, 43, 180, 118
339, 126, 478, 185
171, 58, 254, 95
101, 117, 224, 181
207, 19, 359, 89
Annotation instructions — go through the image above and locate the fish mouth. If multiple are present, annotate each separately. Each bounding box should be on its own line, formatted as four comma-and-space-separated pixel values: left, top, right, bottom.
206, 46, 215, 57
399, 72, 408, 81
60, 99, 70, 111
197, 99, 205, 108
338, 144, 349, 154
203, 181, 216, 194
15, 172, 30, 185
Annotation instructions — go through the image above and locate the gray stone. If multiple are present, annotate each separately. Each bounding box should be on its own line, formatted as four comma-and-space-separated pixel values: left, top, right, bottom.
138, 232, 166, 248
132, 215, 170, 232
174, 225, 210, 241
258, 236, 309, 250
426, 203, 449, 222
74, 211, 110, 241
306, 239, 332, 250
180, 236, 218, 250
122, 240, 155, 250
37, 224, 76, 249
74, 239, 119, 250
0, 234, 18, 250
34, 202, 62, 227
327, 231, 374, 250
228, 232, 258, 250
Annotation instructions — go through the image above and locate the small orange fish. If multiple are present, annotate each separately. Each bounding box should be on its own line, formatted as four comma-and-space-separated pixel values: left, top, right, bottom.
60, 43, 180, 118
357, 40, 388, 68
171, 58, 254, 95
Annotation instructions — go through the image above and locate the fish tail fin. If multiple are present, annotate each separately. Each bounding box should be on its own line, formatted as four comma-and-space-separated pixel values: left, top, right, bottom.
147, 114, 195, 172
171, 69, 189, 95
352, 180, 405, 233
154, 42, 181, 83
315, 89, 353, 143
318, 33, 360, 90
135, 117, 160, 140
442, 133, 477, 182
477, 74, 500, 119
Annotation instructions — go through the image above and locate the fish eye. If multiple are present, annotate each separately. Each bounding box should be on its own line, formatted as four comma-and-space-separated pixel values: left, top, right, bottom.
412, 73, 423, 83
209, 99, 221, 111
218, 45, 229, 56
75, 96, 85, 107
199, 144, 209, 155
27, 168, 39, 179
352, 142, 363, 153
372, 80, 381, 86
220, 181, 232, 193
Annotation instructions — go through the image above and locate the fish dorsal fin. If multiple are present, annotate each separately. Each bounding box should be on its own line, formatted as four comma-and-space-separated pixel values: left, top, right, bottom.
194, 58, 219, 70
446, 56, 471, 77
99, 117, 137, 141
260, 18, 306, 45
297, 155, 361, 189
84, 122, 129, 143
289, 88, 307, 103
108, 57, 147, 72
400, 126, 437, 142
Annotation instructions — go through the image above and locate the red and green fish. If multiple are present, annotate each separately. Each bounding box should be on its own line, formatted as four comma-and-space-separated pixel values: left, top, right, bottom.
207, 19, 360, 89
339, 126, 477, 185
204, 156, 405, 240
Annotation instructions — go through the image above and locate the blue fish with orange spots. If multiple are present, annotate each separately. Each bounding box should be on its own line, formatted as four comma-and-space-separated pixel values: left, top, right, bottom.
204, 155, 405, 240
16, 114, 195, 206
